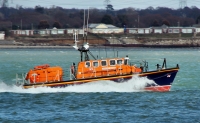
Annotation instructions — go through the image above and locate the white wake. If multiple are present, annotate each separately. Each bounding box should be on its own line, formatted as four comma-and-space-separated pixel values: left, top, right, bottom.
0, 76, 155, 94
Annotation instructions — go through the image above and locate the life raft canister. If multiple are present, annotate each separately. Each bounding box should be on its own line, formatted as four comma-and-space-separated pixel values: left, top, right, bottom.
26, 65, 63, 83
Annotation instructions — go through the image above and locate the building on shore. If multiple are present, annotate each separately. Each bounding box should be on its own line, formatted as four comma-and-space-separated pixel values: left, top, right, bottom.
0, 31, 5, 40
87, 23, 123, 34
8, 23, 200, 37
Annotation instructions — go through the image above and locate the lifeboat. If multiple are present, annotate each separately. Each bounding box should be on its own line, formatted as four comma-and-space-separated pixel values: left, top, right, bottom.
16, 30, 179, 92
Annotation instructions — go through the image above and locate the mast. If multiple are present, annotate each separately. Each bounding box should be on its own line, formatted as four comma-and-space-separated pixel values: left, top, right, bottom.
73, 8, 96, 62
86, 7, 89, 43
83, 9, 85, 43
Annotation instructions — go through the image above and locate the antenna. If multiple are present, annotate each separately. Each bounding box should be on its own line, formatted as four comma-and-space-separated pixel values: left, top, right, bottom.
179, 0, 187, 9
86, 8, 89, 43
83, 9, 85, 39
87, 8, 89, 33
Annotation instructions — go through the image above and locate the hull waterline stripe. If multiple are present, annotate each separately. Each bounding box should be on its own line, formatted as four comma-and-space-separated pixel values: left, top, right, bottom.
23, 68, 179, 89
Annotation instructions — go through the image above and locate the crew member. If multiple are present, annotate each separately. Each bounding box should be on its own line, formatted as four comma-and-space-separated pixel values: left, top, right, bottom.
156, 64, 161, 70
71, 62, 76, 79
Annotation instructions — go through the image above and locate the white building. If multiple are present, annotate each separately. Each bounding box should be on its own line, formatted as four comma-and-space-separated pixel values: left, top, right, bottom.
0, 31, 5, 40
88, 23, 123, 34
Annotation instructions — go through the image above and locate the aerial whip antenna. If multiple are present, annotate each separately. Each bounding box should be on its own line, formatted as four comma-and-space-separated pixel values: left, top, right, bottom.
83, 9, 85, 43
86, 7, 89, 43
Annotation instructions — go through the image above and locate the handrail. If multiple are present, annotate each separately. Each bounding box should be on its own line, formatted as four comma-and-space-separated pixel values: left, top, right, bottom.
53, 70, 60, 81
16, 73, 29, 86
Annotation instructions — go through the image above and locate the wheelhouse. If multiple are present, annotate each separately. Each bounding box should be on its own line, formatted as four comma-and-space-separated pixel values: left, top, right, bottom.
75, 58, 142, 79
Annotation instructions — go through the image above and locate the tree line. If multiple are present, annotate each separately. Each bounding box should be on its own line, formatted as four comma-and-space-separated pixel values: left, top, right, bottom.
0, 5, 200, 31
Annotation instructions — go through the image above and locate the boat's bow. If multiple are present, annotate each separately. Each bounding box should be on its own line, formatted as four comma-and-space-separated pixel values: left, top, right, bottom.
140, 64, 179, 92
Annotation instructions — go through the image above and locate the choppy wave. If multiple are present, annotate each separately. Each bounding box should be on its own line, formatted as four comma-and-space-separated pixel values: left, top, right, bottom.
0, 76, 154, 94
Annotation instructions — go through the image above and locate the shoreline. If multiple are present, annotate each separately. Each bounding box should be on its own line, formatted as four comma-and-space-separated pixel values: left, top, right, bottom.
0, 45, 74, 49
0, 44, 200, 49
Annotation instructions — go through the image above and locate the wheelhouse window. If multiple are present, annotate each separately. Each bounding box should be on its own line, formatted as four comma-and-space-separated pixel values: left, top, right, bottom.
117, 59, 123, 65
101, 60, 107, 66
110, 60, 116, 66
85, 61, 90, 67
93, 61, 98, 67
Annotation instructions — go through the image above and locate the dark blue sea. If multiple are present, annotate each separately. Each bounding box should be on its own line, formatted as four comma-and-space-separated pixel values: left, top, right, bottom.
0, 47, 200, 123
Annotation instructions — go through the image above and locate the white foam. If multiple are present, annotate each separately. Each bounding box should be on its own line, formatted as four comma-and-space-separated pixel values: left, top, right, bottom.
0, 76, 155, 94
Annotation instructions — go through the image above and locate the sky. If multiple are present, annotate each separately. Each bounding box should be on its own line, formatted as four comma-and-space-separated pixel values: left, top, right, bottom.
7, 0, 200, 10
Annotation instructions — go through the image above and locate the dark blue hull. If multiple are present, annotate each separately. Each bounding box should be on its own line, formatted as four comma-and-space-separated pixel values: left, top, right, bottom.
146, 70, 178, 86
111, 67, 179, 91
112, 68, 178, 86
138, 68, 179, 91
141, 69, 178, 86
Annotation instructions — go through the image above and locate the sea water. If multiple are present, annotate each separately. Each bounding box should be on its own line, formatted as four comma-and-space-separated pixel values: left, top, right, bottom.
0, 47, 200, 122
